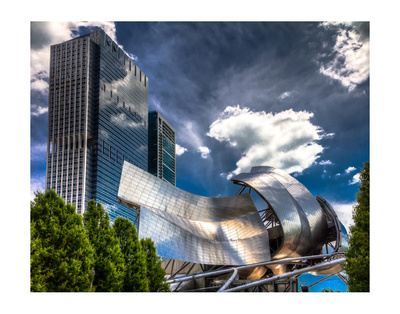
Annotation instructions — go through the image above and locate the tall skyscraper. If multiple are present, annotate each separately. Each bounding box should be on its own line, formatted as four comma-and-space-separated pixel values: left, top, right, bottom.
148, 111, 176, 186
45, 29, 148, 222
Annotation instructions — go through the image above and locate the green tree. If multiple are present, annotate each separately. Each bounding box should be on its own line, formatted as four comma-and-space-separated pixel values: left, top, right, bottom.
83, 200, 125, 292
113, 217, 149, 291
321, 288, 340, 292
30, 190, 94, 292
140, 238, 170, 292
344, 162, 370, 292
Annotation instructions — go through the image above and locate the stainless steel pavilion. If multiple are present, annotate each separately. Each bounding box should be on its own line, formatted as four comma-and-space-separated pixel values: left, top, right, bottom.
117, 162, 347, 292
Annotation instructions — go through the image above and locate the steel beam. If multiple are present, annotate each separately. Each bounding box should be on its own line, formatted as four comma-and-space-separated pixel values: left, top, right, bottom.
166, 253, 344, 284
222, 258, 345, 292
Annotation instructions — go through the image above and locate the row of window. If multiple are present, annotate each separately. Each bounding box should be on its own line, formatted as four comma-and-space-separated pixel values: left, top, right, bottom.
50, 77, 86, 86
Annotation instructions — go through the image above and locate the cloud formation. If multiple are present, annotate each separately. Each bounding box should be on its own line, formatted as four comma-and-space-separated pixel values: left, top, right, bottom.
278, 90, 295, 101
330, 201, 355, 231
319, 23, 369, 91
349, 173, 361, 185
198, 146, 211, 159
31, 143, 47, 161
345, 166, 357, 174
31, 175, 46, 200
319, 160, 333, 166
179, 121, 205, 150
31, 104, 48, 117
208, 105, 329, 177
176, 144, 187, 156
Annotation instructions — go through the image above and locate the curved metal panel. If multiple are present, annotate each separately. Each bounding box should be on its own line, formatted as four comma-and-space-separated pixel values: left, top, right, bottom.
118, 162, 271, 265
231, 166, 327, 259
118, 162, 258, 222
118, 162, 332, 266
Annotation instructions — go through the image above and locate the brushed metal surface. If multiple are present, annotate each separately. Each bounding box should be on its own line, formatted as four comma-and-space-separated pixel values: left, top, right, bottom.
118, 163, 333, 266
231, 166, 327, 259
118, 161, 271, 265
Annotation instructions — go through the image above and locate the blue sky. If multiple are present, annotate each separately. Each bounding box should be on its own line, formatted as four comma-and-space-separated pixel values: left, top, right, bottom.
31, 21, 369, 231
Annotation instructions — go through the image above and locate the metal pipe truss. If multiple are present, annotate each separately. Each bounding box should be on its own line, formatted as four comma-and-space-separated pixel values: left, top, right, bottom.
222, 257, 345, 292
165, 252, 345, 292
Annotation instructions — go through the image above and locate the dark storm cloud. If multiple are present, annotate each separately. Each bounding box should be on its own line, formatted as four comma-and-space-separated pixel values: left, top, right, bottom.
118, 23, 323, 135
128, 22, 366, 204
122, 23, 353, 124
31, 22, 54, 50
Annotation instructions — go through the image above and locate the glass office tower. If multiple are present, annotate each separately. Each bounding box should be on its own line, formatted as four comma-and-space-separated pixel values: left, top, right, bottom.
148, 111, 176, 186
46, 29, 148, 222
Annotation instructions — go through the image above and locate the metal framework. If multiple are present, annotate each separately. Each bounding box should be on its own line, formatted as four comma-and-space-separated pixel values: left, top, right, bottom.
163, 252, 345, 292
117, 163, 347, 292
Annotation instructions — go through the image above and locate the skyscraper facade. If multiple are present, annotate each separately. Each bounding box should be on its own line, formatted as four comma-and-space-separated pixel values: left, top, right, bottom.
148, 111, 176, 186
45, 29, 148, 222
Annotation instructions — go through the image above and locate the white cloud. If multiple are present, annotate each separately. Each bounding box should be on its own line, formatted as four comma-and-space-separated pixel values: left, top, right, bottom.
330, 201, 355, 232
345, 166, 357, 174
319, 160, 333, 166
208, 105, 327, 176
150, 97, 163, 112
198, 146, 211, 159
180, 121, 204, 148
31, 104, 48, 117
320, 21, 353, 28
31, 79, 49, 94
31, 142, 47, 161
278, 90, 294, 101
349, 173, 361, 185
176, 144, 187, 156
319, 25, 369, 91
31, 175, 46, 201
220, 172, 234, 180
31, 71, 49, 94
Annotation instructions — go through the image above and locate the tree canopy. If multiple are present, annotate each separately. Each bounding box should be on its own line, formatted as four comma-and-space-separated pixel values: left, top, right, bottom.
344, 162, 370, 292
140, 238, 170, 292
31, 192, 170, 292
83, 200, 125, 292
113, 217, 149, 291
30, 190, 94, 292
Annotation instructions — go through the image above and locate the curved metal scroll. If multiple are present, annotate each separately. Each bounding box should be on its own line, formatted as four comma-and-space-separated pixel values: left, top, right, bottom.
231, 166, 328, 259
